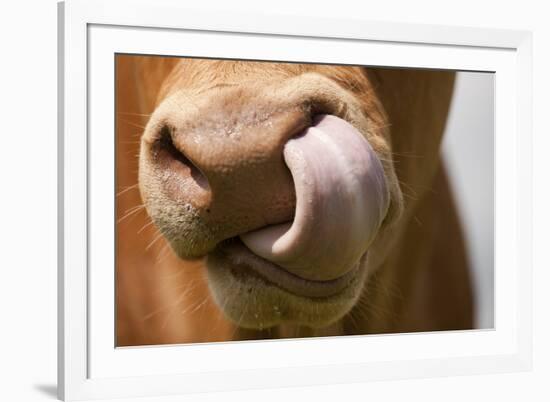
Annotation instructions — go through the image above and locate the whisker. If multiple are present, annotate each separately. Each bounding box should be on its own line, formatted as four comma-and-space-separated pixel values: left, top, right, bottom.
137, 219, 156, 234
122, 203, 144, 214
117, 112, 152, 117
185, 297, 209, 316
160, 292, 192, 329
116, 204, 145, 224
145, 231, 165, 251
397, 179, 419, 201
155, 262, 198, 280
143, 293, 186, 321
116, 183, 139, 197
178, 289, 207, 317
155, 243, 175, 265
352, 298, 386, 323
368, 276, 404, 301
198, 285, 212, 323
117, 117, 147, 130
391, 150, 424, 158
149, 276, 199, 298
144, 280, 199, 322
346, 310, 361, 331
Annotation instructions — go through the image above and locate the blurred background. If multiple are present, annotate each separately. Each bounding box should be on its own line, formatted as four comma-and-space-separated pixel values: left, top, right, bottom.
442, 71, 494, 329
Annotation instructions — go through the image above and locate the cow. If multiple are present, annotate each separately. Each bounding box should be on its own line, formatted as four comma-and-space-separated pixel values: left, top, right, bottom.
115, 55, 473, 346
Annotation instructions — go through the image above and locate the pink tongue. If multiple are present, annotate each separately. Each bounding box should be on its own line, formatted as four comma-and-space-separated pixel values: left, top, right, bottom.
240, 115, 389, 281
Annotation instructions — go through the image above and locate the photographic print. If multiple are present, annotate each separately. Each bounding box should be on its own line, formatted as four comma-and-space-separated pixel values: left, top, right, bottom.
114, 55, 494, 347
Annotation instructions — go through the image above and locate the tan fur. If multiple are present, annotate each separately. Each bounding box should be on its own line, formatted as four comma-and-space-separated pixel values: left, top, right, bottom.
115, 56, 473, 345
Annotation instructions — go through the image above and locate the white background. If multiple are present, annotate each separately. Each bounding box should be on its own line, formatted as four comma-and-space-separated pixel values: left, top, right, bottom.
87, 25, 513, 383
444, 72, 494, 328
0, 1, 546, 401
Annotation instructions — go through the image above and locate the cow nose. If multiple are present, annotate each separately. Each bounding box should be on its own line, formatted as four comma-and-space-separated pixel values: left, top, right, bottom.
143, 98, 309, 241
151, 124, 212, 207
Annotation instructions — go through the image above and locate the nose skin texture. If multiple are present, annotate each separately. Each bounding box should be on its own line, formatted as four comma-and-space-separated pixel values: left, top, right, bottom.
241, 115, 389, 281
146, 99, 307, 251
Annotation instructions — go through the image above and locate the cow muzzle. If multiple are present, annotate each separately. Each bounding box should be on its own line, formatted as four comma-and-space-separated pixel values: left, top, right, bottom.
140, 95, 388, 283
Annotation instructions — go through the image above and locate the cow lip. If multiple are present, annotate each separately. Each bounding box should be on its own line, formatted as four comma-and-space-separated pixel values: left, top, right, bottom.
211, 237, 358, 299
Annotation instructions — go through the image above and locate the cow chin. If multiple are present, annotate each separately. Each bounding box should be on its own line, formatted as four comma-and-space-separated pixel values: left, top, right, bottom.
205, 241, 369, 329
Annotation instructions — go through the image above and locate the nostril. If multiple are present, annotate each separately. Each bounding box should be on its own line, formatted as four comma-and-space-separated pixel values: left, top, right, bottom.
155, 125, 210, 191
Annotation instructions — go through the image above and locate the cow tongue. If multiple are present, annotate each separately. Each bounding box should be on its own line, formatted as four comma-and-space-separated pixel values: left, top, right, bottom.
240, 114, 389, 281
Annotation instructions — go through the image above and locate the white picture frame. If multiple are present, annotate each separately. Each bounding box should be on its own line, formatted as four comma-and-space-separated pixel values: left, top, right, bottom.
58, 0, 533, 400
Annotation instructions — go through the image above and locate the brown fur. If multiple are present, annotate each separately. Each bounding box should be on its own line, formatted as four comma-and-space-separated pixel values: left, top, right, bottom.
115, 55, 473, 345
